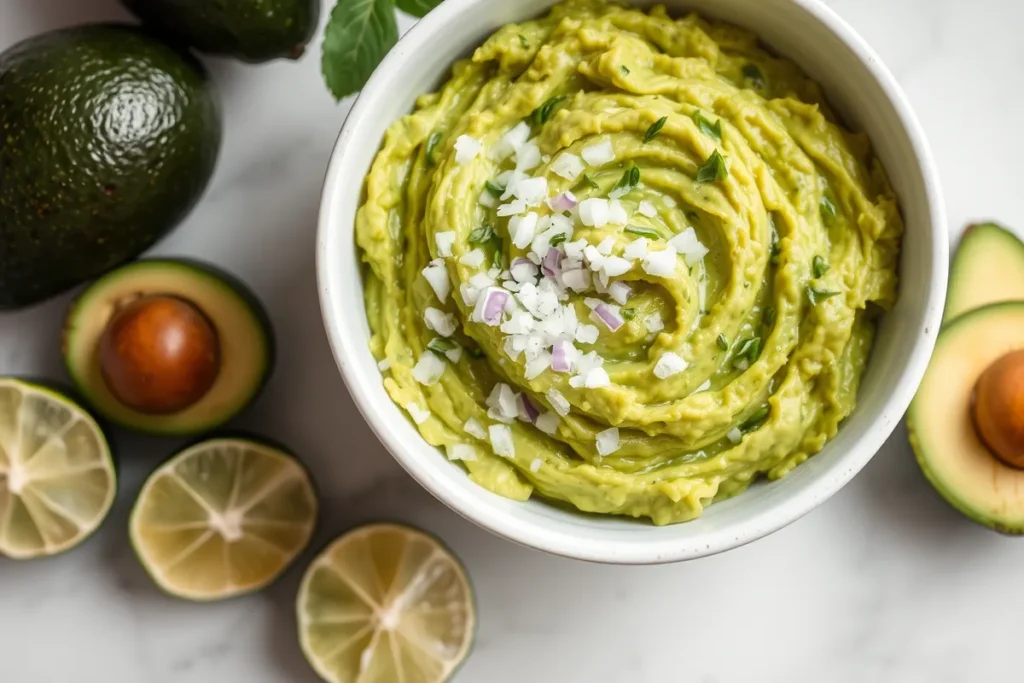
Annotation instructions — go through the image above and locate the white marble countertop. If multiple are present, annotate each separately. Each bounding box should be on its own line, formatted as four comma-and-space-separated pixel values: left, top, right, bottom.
3, 0, 1023, 681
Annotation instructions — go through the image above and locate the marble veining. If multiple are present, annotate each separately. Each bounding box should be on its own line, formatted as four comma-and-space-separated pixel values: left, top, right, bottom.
2, 0, 1024, 681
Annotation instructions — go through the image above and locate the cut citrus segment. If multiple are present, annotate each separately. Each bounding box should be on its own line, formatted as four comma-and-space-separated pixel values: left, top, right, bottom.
0, 378, 115, 559
297, 523, 476, 683
129, 436, 317, 601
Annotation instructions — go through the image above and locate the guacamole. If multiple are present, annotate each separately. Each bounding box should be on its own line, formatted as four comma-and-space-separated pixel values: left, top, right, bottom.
356, 0, 903, 525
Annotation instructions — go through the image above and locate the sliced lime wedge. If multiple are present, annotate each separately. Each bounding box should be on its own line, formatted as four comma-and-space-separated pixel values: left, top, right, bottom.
297, 523, 476, 683
0, 378, 115, 560
130, 436, 318, 601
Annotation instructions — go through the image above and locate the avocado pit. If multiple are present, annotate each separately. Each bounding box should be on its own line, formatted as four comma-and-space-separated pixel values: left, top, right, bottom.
99, 295, 221, 415
972, 349, 1024, 469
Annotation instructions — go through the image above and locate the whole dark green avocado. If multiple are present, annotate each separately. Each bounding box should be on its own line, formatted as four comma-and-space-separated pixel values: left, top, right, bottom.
122, 0, 320, 63
0, 25, 221, 309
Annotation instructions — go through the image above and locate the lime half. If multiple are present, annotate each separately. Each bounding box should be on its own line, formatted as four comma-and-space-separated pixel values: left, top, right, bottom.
130, 436, 318, 601
297, 523, 476, 683
0, 378, 115, 560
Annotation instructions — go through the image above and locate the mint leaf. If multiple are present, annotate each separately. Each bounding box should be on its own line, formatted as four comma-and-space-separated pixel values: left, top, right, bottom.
427, 337, 457, 356
643, 116, 667, 143
425, 131, 443, 166
806, 285, 840, 306
396, 0, 443, 17
739, 404, 770, 433
624, 225, 659, 238
691, 110, 722, 140
322, 0, 399, 100
742, 64, 765, 89
696, 150, 728, 183
531, 95, 567, 126
611, 165, 640, 195
716, 334, 729, 351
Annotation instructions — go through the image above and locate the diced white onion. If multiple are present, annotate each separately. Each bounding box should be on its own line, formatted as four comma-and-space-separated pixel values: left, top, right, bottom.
454, 135, 482, 164
653, 351, 688, 379
595, 427, 620, 455
489, 424, 515, 457
546, 389, 571, 416
412, 352, 446, 385
464, 417, 487, 439
424, 307, 457, 337
421, 262, 450, 303
582, 140, 615, 166
551, 153, 585, 180
446, 444, 478, 461
406, 402, 430, 424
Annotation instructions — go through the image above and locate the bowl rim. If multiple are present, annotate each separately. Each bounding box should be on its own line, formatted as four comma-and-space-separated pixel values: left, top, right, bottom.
316, 0, 947, 563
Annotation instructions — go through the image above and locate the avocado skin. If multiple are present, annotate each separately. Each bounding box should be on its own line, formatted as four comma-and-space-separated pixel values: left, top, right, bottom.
0, 25, 221, 310
122, 0, 320, 63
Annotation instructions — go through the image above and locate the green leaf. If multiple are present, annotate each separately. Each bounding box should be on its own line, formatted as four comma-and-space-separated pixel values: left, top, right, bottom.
696, 150, 728, 183
518, 34, 530, 49
806, 285, 840, 306
763, 306, 776, 327
427, 337, 457, 356
741, 63, 765, 89
643, 116, 667, 143
425, 131, 443, 166
691, 110, 722, 140
768, 212, 781, 265
561, 210, 572, 218
624, 225, 659, 239
322, 0, 399, 100
468, 225, 495, 245
531, 95, 567, 127
484, 180, 505, 197
716, 334, 729, 351
620, 65, 631, 76
739, 404, 770, 433
611, 165, 640, 195
812, 255, 829, 278
735, 336, 761, 363
622, 307, 636, 320
467, 345, 485, 359
491, 241, 504, 269
820, 193, 837, 224
549, 232, 568, 246
395, 0, 443, 17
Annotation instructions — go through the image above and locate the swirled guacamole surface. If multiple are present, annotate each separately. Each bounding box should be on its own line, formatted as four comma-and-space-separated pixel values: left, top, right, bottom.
356, 0, 902, 525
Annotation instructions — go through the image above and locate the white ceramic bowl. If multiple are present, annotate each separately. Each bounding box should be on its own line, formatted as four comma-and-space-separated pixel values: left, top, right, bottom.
317, 0, 946, 563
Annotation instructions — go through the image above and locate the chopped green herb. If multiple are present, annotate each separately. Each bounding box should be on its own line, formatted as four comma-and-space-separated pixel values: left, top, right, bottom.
468, 225, 495, 245
621, 307, 636, 320
739, 404, 770, 433
518, 34, 529, 49
716, 334, 729, 351
620, 65, 631, 76
549, 232, 568, 246
735, 336, 761, 363
741, 64, 765, 89
427, 337, 457, 357
612, 165, 641, 195
467, 345, 485, 359
562, 209, 572, 218
484, 180, 505, 197
425, 131, 443, 166
531, 95, 567, 126
572, 173, 600, 193
820, 194, 837, 224
768, 213, 781, 264
695, 150, 728, 183
624, 225, 659, 239
691, 110, 722, 140
812, 255, 829, 278
492, 244, 504, 269
763, 306, 776, 327
806, 285, 840, 306
643, 116, 668, 143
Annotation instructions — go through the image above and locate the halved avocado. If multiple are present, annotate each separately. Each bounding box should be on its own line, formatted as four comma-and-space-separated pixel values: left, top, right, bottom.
908, 302, 1024, 533
63, 259, 274, 435
944, 223, 1024, 324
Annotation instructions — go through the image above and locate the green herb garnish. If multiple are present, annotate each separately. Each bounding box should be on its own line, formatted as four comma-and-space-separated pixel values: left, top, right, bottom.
484, 180, 505, 197
321, 0, 400, 99
612, 165, 641, 195
425, 131, 443, 166
739, 404, 770, 433
691, 110, 722, 140
468, 225, 495, 245
518, 34, 530, 49
622, 308, 636, 320
620, 65, 631, 76
695, 150, 728, 183
741, 64, 765, 89
427, 337, 457, 357
643, 116, 668, 143
716, 334, 729, 351
820, 193, 837, 224
806, 285, 840, 306
763, 306, 776, 327
624, 225, 659, 239
467, 345, 485, 359
531, 95, 567, 126
549, 232, 569, 246
492, 243, 504, 269
395, 0, 444, 17
812, 255, 829, 278
562, 209, 572, 218
735, 336, 761, 363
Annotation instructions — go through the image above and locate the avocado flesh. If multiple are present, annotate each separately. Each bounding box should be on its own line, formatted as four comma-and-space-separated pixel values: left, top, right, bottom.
909, 302, 1024, 533
123, 0, 320, 63
944, 223, 1024, 324
0, 25, 221, 309
63, 259, 274, 436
